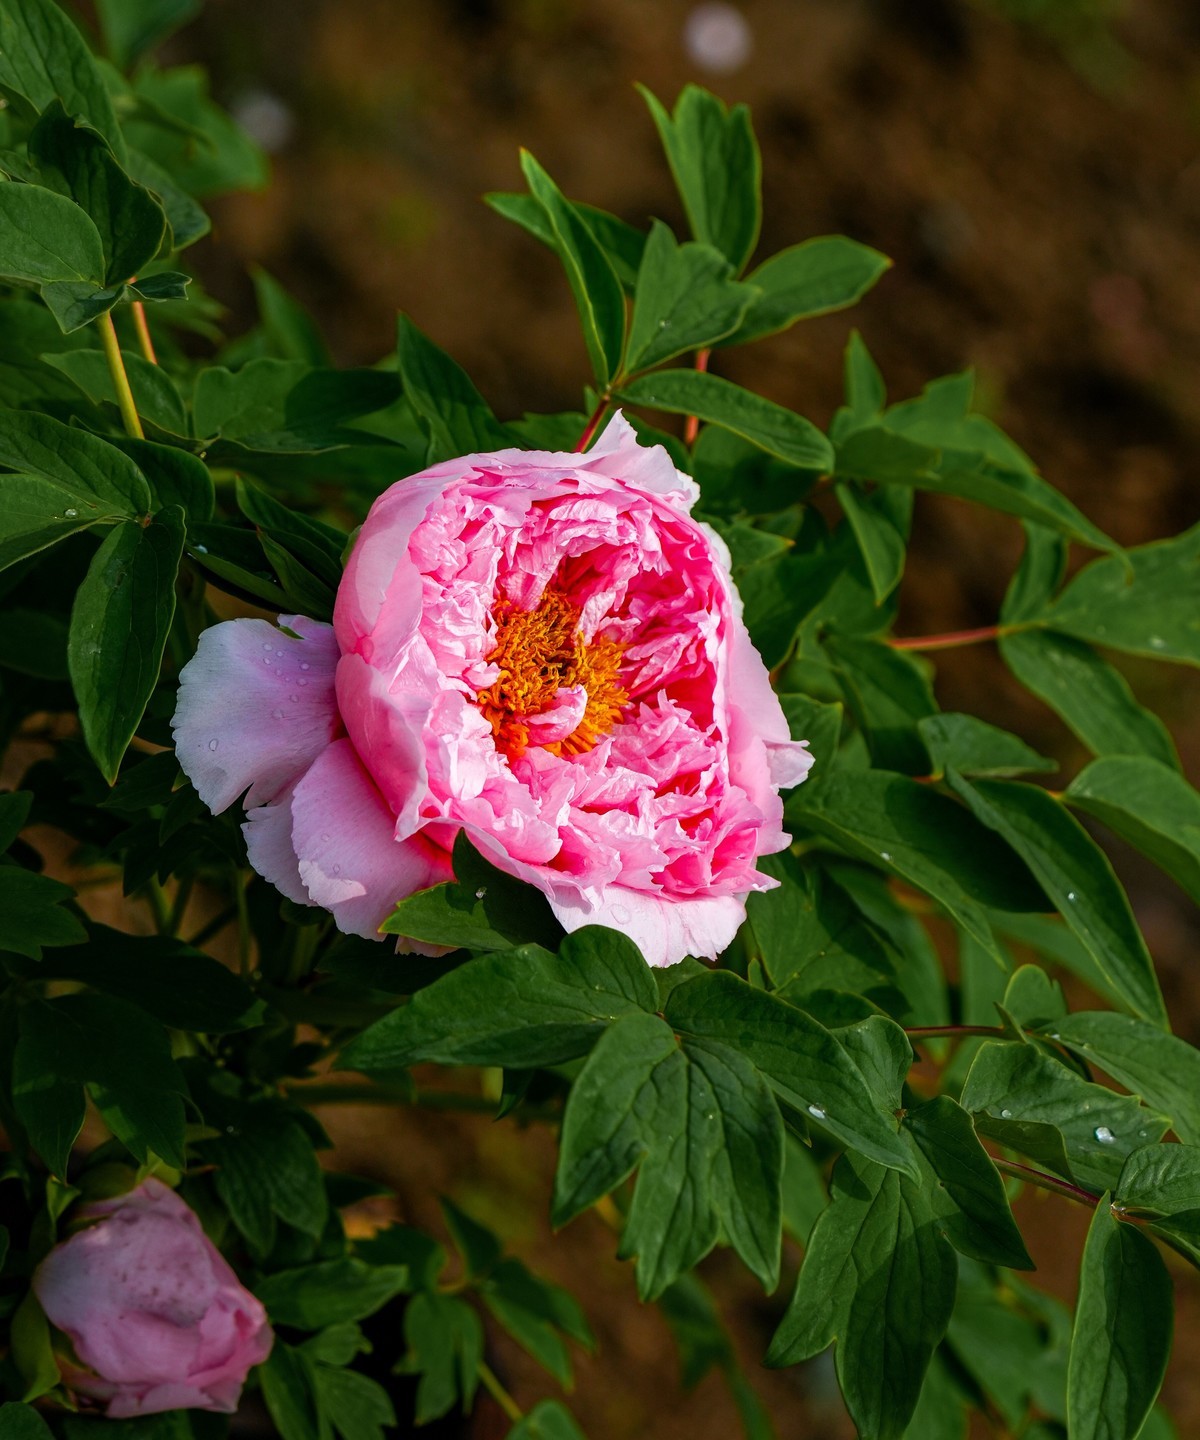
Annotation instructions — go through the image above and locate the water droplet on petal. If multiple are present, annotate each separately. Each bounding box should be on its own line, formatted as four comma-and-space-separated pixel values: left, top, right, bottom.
290, 693, 299, 702
321, 833, 331, 842
275, 649, 284, 658
272, 709, 284, 720
263, 643, 273, 651
331, 864, 341, 875
300, 662, 311, 671
208, 739, 219, 751
807, 1103, 826, 1121
298, 678, 308, 686
1094, 1126, 1115, 1144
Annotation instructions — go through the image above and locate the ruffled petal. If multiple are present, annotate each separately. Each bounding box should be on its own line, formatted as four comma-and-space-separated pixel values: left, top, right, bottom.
581, 410, 700, 510
172, 616, 340, 814
290, 738, 450, 938
550, 886, 746, 967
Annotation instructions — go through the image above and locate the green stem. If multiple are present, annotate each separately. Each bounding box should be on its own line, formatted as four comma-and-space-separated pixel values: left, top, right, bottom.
992, 1156, 1099, 1209
907, 1024, 1006, 1041
233, 870, 252, 980
889, 623, 1011, 653
477, 1359, 523, 1425
97, 312, 145, 439
167, 876, 194, 938
143, 878, 171, 936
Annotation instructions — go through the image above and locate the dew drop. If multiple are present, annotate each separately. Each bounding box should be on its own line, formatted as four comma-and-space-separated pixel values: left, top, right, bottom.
321, 833, 331, 843
275, 649, 284, 658
64, 507, 77, 518
290, 693, 299, 702
1066, 891, 1077, 902
1150, 636, 1165, 650
331, 864, 341, 875
1000, 1108, 1013, 1119
193, 544, 208, 554
272, 709, 284, 720
298, 678, 308, 686
880, 851, 892, 862
263, 642, 273, 651
208, 739, 219, 751
807, 1103, 826, 1121
300, 662, 311, 671
475, 887, 487, 899
1094, 1125, 1115, 1144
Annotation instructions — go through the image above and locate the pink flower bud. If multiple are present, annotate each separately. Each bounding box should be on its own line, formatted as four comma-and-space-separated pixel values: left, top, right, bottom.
33, 1179, 272, 1418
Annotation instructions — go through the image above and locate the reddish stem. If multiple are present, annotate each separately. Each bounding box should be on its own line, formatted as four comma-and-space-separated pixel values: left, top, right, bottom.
889, 624, 1006, 652
683, 347, 711, 447
906, 1024, 1006, 1040
574, 395, 610, 453
132, 300, 159, 365
990, 1156, 1100, 1209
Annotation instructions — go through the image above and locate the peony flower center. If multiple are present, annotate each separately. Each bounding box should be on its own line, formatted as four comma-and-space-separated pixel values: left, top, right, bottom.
477, 588, 627, 760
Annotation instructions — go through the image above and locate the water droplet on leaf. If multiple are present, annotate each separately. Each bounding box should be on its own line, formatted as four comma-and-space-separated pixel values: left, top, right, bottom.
1094, 1126, 1115, 1144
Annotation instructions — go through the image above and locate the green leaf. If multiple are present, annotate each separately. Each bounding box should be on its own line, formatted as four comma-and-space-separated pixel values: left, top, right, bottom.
380, 830, 562, 952
42, 348, 187, 435
729, 237, 891, 345
624, 222, 757, 373
0, 180, 105, 297
835, 481, 910, 603
0, 408, 152, 514
1042, 522, 1200, 666
396, 313, 511, 458
127, 148, 210, 250
126, 64, 266, 196
260, 1341, 322, 1440
312, 1366, 396, 1440
0, 867, 85, 959
1068, 1202, 1172, 1440
255, 1258, 411, 1329
106, 435, 213, 520
1045, 1012, 1200, 1147
787, 770, 1046, 964
37, 924, 261, 1032
14, 992, 187, 1172
481, 1257, 593, 1386
10, 1292, 60, 1403
944, 772, 1166, 1027
824, 634, 936, 774
999, 629, 1180, 770
1115, 1144, 1200, 1266
640, 85, 761, 272
95, 0, 201, 68
0, 0, 125, 159
959, 1041, 1168, 1192
68, 506, 185, 784
905, 1095, 1033, 1269
401, 1291, 483, 1424
236, 477, 344, 589
618, 370, 833, 470
917, 712, 1057, 780
743, 852, 897, 997
193, 359, 399, 453
778, 692, 842, 772
832, 329, 886, 440
0, 792, 31, 851
507, 1401, 587, 1440
343, 925, 655, 1073
250, 267, 329, 366
1064, 756, 1200, 904
836, 423, 1115, 551
27, 102, 167, 284
0, 1403, 55, 1440
520, 150, 625, 387
441, 1198, 502, 1278
552, 1011, 783, 1299
664, 970, 915, 1176
485, 190, 646, 292
765, 1152, 957, 1440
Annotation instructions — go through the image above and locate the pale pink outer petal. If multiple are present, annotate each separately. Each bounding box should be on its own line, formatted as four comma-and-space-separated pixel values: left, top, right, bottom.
290, 737, 450, 938
171, 615, 340, 813
242, 784, 311, 907
580, 410, 700, 511
550, 887, 748, 968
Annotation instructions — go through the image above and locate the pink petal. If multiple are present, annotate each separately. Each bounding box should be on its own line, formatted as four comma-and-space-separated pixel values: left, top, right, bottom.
582, 410, 700, 510
242, 784, 311, 907
550, 886, 747, 967
335, 651, 431, 839
172, 616, 340, 814
290, 738, 450, 938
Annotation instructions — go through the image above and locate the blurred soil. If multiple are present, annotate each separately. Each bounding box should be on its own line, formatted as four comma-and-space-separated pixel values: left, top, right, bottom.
26, 0, 1200, 1434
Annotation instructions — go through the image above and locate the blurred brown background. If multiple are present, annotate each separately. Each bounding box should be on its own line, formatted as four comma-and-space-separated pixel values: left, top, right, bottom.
87, 0, 1200, 1433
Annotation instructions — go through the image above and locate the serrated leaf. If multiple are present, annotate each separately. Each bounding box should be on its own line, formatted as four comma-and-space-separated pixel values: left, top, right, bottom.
1064, 756, 1200, 904
664, 970, 915, 1176
619, 370, 832, 469
485, 190, 646, 292
42, 347, 187, 435
401, 1291, 483, 1424
0, 868, 85, 959
959, 1041, 1168, 1192
730, 237, 891, 345
520, 150, 625, 387
312, 1366, 396, 1440
506, 1401, 587, 1440
624, 222, 757, 373
260, 1341, 321, 1440
1068, 1202, 1172, 1440
481, 1257, 593, 1386
255, 1258, 411, 1329
765, 1151, 957, 1440
906, 1095, 1033, 1269
945, 772, 1166, 1027
1045, 1012, 1200, 1147
552, 1011, 783, 1299
342, 926, 655, 1073
640, 85, 761, 273
68, 506, 185, 784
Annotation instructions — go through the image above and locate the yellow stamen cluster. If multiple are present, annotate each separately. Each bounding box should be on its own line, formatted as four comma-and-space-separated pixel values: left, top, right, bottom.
477, 589, 627, 759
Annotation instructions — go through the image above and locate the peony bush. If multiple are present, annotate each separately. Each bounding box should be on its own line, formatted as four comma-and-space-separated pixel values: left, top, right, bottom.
0, 1, 1197, 1438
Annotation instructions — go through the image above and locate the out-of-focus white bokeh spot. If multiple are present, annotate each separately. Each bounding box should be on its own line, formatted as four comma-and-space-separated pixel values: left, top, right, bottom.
230, 88, 295, 153
683, 3, 754, 75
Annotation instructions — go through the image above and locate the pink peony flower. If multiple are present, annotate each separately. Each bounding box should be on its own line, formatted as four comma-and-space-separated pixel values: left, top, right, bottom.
172, 414, 812, 966
33, 1178, 272, 1417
